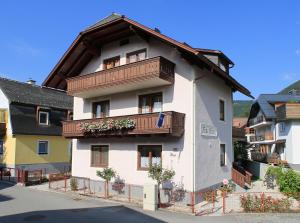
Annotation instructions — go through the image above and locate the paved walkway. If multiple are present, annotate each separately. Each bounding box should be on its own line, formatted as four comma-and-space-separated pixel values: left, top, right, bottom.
1, 182, 300, 223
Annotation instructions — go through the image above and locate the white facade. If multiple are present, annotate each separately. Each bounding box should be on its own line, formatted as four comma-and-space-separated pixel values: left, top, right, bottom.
72, 35, 234, 192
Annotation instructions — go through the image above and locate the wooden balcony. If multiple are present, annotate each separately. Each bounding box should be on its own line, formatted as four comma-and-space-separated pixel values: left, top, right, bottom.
67, 57, 175, 98
249, 132, 274, 143
63, 111, 185, 138
276, 103, 300, 120
0, 123, 6, 136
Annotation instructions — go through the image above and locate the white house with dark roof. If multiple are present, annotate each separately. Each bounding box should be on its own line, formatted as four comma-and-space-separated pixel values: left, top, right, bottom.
43, 13, 251, 193
247, 93, 300, 170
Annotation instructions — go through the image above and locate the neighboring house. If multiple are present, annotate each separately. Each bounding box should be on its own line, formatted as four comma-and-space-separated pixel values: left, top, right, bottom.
232, 118, 248, 142
247, 93, 300, 170
43, 14, 251, 193
0, 77, 73, 173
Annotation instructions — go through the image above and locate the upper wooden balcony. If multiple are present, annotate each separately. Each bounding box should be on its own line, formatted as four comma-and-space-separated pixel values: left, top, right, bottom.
0, 110, 6, 136
67, 57, 175, 98
62, 111, 185, 138
276, 103, 300, 120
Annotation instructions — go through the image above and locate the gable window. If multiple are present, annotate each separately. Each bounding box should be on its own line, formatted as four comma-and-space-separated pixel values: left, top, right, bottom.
139, 93, 162, 114
0, 140, 3, 155
38, 141, 49, 155
220, 144, 226, 166
126, 49, 147, 63
219, 99, 225, 121
39, 111, 49, 125
93, 100, 110, 118
103, 56, 120, 70
137, 145, 162, 170
91, 145, 109, 167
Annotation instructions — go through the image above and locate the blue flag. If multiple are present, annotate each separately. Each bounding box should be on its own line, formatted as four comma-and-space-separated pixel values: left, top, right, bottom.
157, 113, 165, 128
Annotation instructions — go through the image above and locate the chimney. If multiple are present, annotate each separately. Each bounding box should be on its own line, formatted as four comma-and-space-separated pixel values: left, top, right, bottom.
26, 79, 36, 85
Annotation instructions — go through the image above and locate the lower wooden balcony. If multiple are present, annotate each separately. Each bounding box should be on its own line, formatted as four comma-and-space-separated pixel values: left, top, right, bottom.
0, 123, 6, 136
63, 111, 185, 138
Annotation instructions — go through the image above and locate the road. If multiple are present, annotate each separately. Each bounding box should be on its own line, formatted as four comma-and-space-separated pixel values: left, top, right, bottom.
1, 182, 300, 223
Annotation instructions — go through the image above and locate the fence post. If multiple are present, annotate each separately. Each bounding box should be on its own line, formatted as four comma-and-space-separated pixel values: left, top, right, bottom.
190, 192, 195, 214
261, 193, 265, 212
64, 175, 67, 192
128, 184, 131, 203
222, 192, 226, 214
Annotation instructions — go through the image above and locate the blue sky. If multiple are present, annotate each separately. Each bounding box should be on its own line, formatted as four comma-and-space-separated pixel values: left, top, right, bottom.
0, 1, 299, 100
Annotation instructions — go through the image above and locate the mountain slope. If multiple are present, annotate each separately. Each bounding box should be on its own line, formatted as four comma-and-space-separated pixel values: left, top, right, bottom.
233, 100, 253, 117
279, 80, 300, 94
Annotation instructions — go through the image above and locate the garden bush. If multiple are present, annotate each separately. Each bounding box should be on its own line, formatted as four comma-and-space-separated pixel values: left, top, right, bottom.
240, 194, 291, 213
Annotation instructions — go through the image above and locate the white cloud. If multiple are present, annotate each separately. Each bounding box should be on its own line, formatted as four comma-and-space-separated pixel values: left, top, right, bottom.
296, 49, 300, 56
8, 39, 40, 56
281, 73, 297, 81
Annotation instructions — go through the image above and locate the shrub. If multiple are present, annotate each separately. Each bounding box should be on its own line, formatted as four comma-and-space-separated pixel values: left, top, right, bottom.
240, 194, 291, 213
96, 168, 117, 198
70, 178, 78, 191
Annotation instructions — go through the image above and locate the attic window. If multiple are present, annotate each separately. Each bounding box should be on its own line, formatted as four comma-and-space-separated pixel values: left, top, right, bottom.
39, 111, 49, 125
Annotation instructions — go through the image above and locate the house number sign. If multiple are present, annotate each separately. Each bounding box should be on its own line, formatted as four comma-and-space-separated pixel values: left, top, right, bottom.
200, 123, 217, 137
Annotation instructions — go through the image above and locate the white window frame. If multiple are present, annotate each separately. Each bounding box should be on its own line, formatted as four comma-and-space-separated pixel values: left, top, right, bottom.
220, 143, 226, 167
219, 98, 226, 122
37, 140, 49, 155
39, 111, 49, 125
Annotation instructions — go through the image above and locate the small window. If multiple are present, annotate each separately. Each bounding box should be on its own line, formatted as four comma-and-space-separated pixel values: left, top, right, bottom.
279, 122, 286, 133
91, 145, 109, 167
103, 56, 120, 70
38, 141, 49, 155
0, 140, 3, 155
137, 145, 162, 170
139, 93, 162, 114
220, 144, 226, 166
93, 100, 110, 118
39, 111, 49, 125
67, 111, 73, 121
127, 49, 147, 63
219, 99, 225, 121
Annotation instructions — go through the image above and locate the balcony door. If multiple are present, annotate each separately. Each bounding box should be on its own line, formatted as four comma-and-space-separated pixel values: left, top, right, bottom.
93, 100, 110, 118
139, 93, 162, 114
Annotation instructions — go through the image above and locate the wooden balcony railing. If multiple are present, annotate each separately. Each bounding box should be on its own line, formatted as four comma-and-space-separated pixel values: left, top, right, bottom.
232, 167, 252, 188
66, 56, 175, 97
0, 123, 6, 136
249, 132, 273, 142
63, 111, 185, 138
276, 103, 300, 120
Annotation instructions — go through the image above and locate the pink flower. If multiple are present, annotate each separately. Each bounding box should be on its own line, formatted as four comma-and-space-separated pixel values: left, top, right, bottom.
223, 179, 229, 185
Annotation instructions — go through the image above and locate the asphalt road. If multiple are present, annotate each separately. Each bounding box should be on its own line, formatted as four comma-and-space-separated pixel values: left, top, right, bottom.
1, 182, 300, 223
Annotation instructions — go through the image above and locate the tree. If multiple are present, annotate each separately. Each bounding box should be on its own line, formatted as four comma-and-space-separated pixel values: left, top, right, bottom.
234, 141, 248, 161
96, 168, 116, 198
148, 164, 175, 206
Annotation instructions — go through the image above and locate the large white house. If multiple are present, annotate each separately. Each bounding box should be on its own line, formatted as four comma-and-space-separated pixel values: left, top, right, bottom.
247, 93, 300, 171
43, 14, 251, 193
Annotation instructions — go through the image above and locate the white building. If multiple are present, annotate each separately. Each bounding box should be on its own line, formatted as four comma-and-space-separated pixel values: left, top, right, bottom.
43, 14, 251, 193
247, 93, 300, 170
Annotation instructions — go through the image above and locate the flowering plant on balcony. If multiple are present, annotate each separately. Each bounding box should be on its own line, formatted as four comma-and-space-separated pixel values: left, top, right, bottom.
79, 118, 135, 134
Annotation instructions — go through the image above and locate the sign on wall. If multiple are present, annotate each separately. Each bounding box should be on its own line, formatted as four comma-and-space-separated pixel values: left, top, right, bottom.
200, 123, 217, 137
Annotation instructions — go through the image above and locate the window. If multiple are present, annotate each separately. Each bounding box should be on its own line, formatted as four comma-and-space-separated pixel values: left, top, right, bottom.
220, 144, 226, 166
38, 141, 49, 155
137, 145, 162, 170
91, 145, 109, 167
219, 99, 225, 121
126, 49, 146, 63
139, 93, 162, 114
67, 111, 73, 121
0, 140, 3, 155
279, 122, 286, 133
39, 111, 49, 125
103, 56, 120, 70
93, 100, 110, 118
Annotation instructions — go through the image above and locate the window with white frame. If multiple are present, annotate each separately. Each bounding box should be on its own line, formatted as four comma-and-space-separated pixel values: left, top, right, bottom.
39, 111, 49, 125
220, 144, 226, 166
0, 140, 3, 155
219, 99, 225, 121
38, 141, 49, 155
